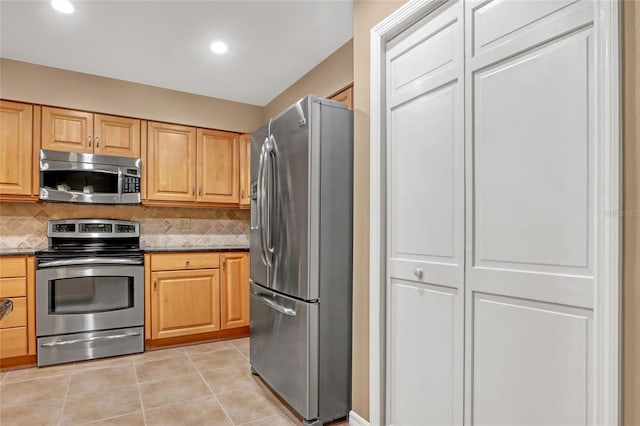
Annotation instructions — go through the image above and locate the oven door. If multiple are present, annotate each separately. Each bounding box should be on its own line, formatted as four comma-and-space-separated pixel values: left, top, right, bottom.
36, 264, 144, 336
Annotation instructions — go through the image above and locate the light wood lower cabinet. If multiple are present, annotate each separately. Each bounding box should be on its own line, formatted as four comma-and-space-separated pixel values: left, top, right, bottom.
146, 251, 249, 343
0, 256, 36, 361
151, 268, 220, 339
221, 252, 249, 329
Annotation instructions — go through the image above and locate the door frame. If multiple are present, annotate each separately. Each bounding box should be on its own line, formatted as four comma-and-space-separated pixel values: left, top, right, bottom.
369, 1, 621, 425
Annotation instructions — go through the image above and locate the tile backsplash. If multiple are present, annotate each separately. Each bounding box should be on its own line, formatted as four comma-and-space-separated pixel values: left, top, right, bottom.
0, 203, 249, 250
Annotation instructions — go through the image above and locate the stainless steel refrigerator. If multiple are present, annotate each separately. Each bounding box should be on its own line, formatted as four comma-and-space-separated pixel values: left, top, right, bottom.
249, 95, 353, 426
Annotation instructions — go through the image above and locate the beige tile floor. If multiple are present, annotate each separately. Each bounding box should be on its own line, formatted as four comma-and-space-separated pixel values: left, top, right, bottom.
0, 337, 348, 426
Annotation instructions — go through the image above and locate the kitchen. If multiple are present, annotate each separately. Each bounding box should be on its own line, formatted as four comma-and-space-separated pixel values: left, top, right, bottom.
1, 1, 639, 426
0, 0, 354, 425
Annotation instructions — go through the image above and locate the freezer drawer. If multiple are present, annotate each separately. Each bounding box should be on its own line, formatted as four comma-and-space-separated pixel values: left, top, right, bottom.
249, 282, 318, 420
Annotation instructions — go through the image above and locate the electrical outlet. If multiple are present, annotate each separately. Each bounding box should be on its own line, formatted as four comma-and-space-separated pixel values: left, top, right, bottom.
177, 218, 191, 229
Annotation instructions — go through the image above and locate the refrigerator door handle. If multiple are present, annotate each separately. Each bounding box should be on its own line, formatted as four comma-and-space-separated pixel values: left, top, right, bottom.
252, 291, 297, 316
257, 138, 270, 267
265, 135, 278, 259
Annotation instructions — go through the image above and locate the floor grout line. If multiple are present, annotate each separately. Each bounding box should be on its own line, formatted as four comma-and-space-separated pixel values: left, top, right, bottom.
186, 349, 238, 425
134, 358, 148, 426
56, 370, 73, 426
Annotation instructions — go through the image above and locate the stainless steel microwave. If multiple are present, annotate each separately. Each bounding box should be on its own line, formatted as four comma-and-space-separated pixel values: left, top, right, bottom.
39, 149, 141, 204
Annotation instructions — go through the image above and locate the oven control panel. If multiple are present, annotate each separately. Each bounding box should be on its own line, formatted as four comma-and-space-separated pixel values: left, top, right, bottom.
47, 219, 140, 238
81, 223, 113, 233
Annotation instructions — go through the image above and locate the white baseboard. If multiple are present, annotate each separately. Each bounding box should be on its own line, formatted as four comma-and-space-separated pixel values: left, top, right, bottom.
349, 410, 370, 426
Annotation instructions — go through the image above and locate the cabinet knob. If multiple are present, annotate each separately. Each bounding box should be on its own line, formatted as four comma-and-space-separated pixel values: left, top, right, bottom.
153, 280, 157, 291
185, 259, 190, 264
95, 136, 100, 147
414, 267, 423, 279
88, 136, 92, 147
192, 186, 196, 196
198, 186, 202, 196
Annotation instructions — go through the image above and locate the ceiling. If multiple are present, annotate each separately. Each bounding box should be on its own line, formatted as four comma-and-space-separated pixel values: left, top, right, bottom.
0, 0, 353, 106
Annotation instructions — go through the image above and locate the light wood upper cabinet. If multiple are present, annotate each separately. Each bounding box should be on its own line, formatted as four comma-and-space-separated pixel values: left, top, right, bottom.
197, 129, 239, 204
0, 101, 34, 197
146, 122, 244, 206
94, 114, 141, 157
41, 107, 93, 153
239, 134, 251, 207
42, 107, 140, 158
150, 268, 220, 339
146, 121, 197, 202
220, 252, 249, 329
331, 87, 353, 110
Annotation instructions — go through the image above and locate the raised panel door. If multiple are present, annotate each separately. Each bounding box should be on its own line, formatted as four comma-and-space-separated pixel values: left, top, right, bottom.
385, 3, 464, 424
151, 269, 220, 339
197, 129, 239, 203
0, 101, 33, 196
94, 114, 141, 158
0, 328, 27, 358
146, 122, 196, 202
464, 1, 597, 424
239, 134, 251, 207
41, 107, 93, 153
221, 252, 249, 329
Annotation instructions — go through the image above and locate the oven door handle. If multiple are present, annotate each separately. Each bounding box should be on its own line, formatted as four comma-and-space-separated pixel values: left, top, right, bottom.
38, 258, 143, 268
40, 332, 141, 347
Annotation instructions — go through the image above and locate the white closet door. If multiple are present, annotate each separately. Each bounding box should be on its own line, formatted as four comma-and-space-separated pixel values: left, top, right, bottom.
385, 2, 464, 425
464, 1, 596, 424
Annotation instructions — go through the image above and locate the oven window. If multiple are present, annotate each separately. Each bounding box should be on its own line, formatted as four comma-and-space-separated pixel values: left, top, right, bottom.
49, 276, 134, 314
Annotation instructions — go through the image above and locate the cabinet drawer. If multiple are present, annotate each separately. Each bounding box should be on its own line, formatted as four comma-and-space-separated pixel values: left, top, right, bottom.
0, 257, 26, 278
0, 277, 26, 297
0, 297, 26, 328
0, 327, 27, 358
151, 253, 220, 271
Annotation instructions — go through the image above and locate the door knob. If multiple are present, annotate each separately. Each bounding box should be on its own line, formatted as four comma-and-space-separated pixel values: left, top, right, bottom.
414, 268, 423, 279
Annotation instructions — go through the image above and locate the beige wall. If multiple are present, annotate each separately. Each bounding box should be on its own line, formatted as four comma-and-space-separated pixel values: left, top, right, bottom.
262, 40, 354, 120
0, 58, 264, 133
623, 1, 639, 425
352, 1, 406, 421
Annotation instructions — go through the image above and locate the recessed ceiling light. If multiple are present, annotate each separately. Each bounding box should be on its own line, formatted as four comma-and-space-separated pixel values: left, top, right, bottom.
210, 41, 228, 55
51, 0, 74, 14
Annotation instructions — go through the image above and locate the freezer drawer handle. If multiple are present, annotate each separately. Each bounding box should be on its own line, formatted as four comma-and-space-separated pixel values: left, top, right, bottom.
253, 292, 296, 316
40, 332, 141, 347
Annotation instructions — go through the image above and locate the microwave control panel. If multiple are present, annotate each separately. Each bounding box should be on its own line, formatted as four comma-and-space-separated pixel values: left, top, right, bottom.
123, 176, 141, 194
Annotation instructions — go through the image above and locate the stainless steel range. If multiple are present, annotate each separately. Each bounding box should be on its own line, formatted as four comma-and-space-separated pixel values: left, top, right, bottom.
35, 219, 144, 366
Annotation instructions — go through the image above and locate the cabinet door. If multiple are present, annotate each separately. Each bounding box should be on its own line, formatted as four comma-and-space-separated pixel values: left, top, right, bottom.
146, 122, 196, 202
0, 101, 33, 196
197, 129, 239, 204
94, 114, 141, 158
220, 252, 249, 329
41, 107, 93, 153
239, 134, 251, 207
331, 87, 353, 110
151, 269, 220, 339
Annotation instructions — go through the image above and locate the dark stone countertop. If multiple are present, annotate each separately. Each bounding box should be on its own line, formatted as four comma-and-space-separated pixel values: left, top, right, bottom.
0, 248, 39, 256
1, 246, 249, 256
142, 245, 249, 253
